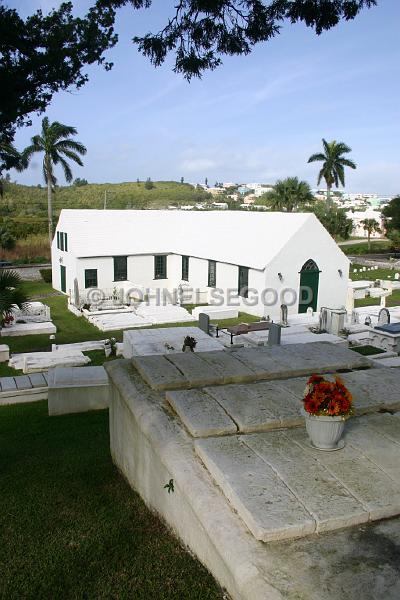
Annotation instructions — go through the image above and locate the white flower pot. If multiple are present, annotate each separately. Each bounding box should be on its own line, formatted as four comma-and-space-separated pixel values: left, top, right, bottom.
303, 410, 346, 451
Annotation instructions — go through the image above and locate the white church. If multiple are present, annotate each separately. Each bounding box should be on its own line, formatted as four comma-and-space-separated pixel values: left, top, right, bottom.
51, 209, 349, 319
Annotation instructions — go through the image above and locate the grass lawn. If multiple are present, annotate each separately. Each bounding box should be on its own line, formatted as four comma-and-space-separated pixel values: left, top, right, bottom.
341, 240, 392, 255
0, 401, 222, 599
350, 264, 399, 282
351, 345, 385, 356
0, 280, 261, 373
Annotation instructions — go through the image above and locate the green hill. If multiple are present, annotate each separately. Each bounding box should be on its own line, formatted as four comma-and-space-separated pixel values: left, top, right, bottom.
0, 180, 212, 221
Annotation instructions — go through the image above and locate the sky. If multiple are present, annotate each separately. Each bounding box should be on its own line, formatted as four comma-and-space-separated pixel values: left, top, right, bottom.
6, 0, 400, 194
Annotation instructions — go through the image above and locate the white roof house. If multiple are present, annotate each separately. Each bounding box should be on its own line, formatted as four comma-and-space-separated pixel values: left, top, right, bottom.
52, 210, 349, 318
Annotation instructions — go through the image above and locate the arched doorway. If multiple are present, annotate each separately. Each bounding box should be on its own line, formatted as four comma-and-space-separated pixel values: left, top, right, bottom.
298, 259, 320, 313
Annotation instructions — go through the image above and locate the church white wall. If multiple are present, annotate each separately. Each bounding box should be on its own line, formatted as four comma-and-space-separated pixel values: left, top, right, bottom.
265, 218, 349, 319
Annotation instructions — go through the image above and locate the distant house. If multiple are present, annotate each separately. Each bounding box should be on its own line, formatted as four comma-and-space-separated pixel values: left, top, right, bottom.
52, 210, 349, 318
346, 209, 385, 238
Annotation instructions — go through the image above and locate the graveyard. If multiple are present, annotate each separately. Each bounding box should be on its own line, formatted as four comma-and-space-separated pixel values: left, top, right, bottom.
2, 270, 400, 599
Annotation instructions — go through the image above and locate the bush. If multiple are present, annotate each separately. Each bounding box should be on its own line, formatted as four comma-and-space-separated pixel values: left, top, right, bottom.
40, 268, 52, 283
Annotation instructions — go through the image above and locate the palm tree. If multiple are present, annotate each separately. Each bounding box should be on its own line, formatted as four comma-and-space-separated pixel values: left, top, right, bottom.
262, 177, 314, 212
0, 269, 29, 327
25, 117, 87, 246
308, 139, 356, 206
361, 218, 381, 251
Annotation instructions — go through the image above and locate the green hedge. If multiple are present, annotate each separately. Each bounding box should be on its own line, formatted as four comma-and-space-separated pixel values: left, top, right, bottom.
39, 268, 52, 283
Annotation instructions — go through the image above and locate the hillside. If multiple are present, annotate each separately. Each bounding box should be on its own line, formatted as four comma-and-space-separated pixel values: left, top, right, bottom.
0, 181, 212, 221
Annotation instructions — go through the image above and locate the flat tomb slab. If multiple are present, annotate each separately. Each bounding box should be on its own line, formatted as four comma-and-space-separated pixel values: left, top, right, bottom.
195, 416, 400, 542
195, 436, 315, 541
133, 343, 370, 391
166, 389, 237, 437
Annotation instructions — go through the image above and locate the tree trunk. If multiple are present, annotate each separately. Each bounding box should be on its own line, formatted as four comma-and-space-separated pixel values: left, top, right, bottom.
326, 183, 332, 207
368, 231, 371, 252
46, 157, 53, 248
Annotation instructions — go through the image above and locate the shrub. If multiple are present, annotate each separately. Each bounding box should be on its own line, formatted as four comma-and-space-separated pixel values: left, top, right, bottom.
40, 268, 52, 283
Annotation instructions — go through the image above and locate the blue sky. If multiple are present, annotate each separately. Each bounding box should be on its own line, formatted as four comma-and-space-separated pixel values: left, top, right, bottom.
7, 0, 400, 194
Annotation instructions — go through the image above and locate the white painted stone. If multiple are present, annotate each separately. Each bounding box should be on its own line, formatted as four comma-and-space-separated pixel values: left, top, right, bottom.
48, 366, 109, 416
0, 344, 10, 362
192, 306, 239, 320
166, 389, 237, 437
22, 351, 90, 374
0, 322, 56, 337
123, 326, 223, 358
195, 436, 316, 541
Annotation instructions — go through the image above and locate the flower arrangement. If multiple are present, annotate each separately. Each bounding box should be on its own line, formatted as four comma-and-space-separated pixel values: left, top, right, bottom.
303, 374, 353, 418
2, 314, 14, 327
182, 335, 197, 352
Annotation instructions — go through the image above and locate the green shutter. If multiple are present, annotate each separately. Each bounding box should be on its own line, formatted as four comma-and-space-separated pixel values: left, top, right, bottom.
238, 266, 249, 298
113, 256, 127, 281
85, 269, 98, 288
60, 265, 66, 293
182, 255, 189, 280
208, 260, 216, 287
64, 232, 68, 252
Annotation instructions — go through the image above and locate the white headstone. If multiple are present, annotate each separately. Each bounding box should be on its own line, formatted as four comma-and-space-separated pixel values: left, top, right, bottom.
395, 273, 400, 280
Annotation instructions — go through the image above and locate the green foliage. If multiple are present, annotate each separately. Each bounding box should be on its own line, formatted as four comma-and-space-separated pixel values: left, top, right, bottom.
259, 177, 314, 212
383, 196, 400, 230
311, 202, 353, 240
73, 177, 88, 186
39, 268, 52, 283
144, 177, 154, 190
1, 181, 211, 217
0, 226, 15, 250
0, 269, 29, 325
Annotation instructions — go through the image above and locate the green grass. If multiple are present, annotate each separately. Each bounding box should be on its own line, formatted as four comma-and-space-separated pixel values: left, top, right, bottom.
350, 264, 398, 282
351, 345, 386, 356
0, 402, 222, 599
342, 240, 392, 255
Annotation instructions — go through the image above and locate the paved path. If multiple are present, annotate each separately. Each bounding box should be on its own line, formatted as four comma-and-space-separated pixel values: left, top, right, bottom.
339, 238, 389, 246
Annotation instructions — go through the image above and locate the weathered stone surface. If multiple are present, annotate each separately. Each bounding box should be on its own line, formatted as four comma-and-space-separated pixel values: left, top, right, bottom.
0, 377, 17, 392
291, 428, 400, 520
205, 382, 302, 432
195, 436, 315, 541
363, 413, 400, 445
15, 375, 33, 390
197, 351, 256, 383
165, 352, 221, 387
132, 354, 187, 390
166, 389, 237, 437
28, 373, 48, 388
242, 431, 368, 532
339, 369, 400, 413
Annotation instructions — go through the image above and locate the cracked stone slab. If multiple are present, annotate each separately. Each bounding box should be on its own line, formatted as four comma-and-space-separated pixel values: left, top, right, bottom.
197, 351, 256, 383
205, 381, 303, 432
131, 355, 187, 390
195, 435, 315, 542
291, 427, 400, 521
166, 389, 237, 437
0, 377, 17, 392
339, 369, 400, 414
164, 352, 222, 387
241, 431, 368, 533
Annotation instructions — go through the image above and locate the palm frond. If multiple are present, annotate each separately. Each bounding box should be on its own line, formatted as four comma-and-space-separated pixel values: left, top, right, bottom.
307, 153, 326, 163
58, 157, 73, 183
58, 149, 84, 166
0, 269, 23, 291
54, 140, 87, 156
338, 158, 357, 169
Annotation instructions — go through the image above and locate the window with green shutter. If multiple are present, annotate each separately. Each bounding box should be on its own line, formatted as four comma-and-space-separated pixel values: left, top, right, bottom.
64, 232, 68, 252
154, 255, 167, 279
57, 231, 60, 249
85, 269, 98, 288
208, 260, 216, 287
182, 255, 189, 281
60, 231, 64, 251
113, 256, 127, 281
238, 266, 249, 298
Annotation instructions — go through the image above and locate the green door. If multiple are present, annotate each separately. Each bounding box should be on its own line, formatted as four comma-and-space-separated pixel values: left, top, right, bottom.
298, 260, 320, 313
60, 265, 66, 293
